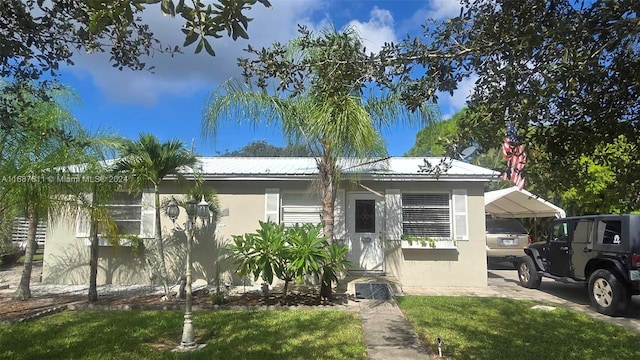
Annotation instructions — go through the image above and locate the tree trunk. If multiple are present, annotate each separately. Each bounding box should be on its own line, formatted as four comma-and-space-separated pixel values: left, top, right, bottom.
318, 157, 338, 300
13, 207, 37, 300
88, 207, 99, 302
155, 186, 170, 298
318, 158, 337, 243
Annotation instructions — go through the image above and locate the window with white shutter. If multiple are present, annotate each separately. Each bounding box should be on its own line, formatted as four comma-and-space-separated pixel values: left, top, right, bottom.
265, 188, 280, 223
385, 189, 402, 241
76, 192, 144, 238
140, 192, 155, 238
104, 192, 142, 236
12, 217, 47, 246
452, 189, 469, 240
281, 192, 321, 226
401, 193, 451, 239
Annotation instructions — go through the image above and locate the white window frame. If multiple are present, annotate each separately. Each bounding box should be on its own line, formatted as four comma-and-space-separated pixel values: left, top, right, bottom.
102, 191, 143, 237
76, 191, 147, 244
280, 191, 322, 227
401, 192, 452, 240
12, 217, 47, 246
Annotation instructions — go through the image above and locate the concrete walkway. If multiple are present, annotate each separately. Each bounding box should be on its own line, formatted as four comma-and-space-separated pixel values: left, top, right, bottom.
359, 299, 430, 360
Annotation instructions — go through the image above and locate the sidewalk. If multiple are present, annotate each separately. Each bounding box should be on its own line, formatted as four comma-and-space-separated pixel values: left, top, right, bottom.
359, 299, 430, 360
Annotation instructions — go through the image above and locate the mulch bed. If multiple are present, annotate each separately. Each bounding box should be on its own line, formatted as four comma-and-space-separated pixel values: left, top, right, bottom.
0, 288, 356, 324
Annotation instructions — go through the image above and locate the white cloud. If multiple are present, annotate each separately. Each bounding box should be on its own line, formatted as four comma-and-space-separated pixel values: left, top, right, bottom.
64, 0, 325, 105
408, 0, 462, 27
438, 74, 478, 118
345, 7, 396, 53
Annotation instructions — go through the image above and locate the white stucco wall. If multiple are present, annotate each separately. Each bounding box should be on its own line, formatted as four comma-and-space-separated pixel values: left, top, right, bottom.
43, 179, 488, 288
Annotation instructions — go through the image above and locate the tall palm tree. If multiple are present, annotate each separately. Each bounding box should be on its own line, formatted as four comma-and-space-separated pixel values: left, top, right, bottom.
203, 27, 437, 297
115, 133, 200, 298
2, 84, 89, 300
76, 135, 123, 302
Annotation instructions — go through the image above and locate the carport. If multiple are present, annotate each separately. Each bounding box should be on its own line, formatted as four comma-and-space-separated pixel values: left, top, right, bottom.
485, 186, 566, 219
485, 186, 566, 244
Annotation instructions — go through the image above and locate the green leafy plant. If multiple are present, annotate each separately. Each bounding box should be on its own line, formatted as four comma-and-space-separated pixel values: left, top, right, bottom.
401, 235, 456, 248
226, 221, 354, 302
284, 223, 327, 300
320, 242, 353, 294
226, 221, 287, 287
210, 263, 228, 305
121, 235, 145, 258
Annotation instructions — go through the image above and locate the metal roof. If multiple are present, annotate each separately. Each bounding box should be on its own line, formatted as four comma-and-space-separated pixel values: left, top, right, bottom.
184, 157, 499, 181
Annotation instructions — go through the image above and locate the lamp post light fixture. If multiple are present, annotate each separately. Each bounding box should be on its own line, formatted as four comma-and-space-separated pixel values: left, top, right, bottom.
169, 196, 209, 352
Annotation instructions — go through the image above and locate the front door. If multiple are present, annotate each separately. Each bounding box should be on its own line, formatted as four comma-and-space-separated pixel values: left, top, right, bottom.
346, 192, 384, 271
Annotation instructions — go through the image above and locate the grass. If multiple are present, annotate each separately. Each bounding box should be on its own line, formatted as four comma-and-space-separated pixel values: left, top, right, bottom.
17, 254, 43, 263
397, 296, 640, 360
0, 310, 366, 360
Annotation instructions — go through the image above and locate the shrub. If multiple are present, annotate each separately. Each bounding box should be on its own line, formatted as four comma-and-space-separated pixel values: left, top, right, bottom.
0, 243, 22, 267
227, 221, 353, 302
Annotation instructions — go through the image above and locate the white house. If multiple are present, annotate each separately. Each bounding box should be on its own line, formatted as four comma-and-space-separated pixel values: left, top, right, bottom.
42, 157, 499, 289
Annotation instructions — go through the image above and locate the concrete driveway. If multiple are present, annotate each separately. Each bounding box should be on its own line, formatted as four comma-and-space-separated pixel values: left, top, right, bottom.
488, 262, 640, 333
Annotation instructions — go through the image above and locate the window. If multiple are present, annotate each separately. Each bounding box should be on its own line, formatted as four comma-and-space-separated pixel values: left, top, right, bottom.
401, 193, 450, 238
486, 219, 527, 234
597, 220, 622, 245
550, 222, 569, 242
12, 217, 47, 246
280, 192, 321, 226
104, 192, 142, 236
572, 220, 594, 244
355, 199, 375, 233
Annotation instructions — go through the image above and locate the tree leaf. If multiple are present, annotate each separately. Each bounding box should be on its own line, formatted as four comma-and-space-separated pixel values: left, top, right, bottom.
203, 38, 215, 56
183, 31, 198, 47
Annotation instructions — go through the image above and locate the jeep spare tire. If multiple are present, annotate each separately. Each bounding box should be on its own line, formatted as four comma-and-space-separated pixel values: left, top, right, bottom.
588, 269, 629, 316
518, 256, 541, 289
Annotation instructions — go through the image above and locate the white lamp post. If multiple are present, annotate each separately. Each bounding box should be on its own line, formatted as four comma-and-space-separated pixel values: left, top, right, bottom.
168, 196, 209, 352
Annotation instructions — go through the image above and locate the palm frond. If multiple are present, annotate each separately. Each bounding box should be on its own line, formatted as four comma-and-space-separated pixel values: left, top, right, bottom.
115, 133, 200, 195
202, 79, 290, 141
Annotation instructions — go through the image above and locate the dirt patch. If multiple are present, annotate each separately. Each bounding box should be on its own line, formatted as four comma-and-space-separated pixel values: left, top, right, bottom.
93, 288, 353, 308
0, 286, 355, 324
0, 295, 83, 322
1, 263, 356, 323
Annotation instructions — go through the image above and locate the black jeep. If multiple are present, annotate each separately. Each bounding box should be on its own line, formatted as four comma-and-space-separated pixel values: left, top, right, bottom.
518, 214, 640, 316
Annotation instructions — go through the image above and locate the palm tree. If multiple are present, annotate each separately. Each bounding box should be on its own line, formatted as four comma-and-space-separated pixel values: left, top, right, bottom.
203, 27, 437, 297
2, 84, 89, 300
77, 139, 123, 302
115, 134, 200, 298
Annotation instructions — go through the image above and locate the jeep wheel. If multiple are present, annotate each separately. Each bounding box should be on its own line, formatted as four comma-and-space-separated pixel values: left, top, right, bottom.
518, 256, 541, 289
588, 269, 629, 316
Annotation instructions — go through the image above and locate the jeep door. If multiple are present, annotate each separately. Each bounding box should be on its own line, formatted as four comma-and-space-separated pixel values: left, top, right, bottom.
570, 220, 595, 279
547, 220, 572, 277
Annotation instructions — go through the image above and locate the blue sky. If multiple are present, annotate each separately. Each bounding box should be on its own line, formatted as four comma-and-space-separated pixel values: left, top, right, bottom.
60, 0, 475, 156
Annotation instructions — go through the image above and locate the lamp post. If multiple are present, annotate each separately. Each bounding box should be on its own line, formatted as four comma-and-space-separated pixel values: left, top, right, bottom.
168, 196, 209, 352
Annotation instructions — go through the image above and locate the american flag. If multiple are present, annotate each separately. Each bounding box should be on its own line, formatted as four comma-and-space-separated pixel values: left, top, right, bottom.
502, 121, 526, 190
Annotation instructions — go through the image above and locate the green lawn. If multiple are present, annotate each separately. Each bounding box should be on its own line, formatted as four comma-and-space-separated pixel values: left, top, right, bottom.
0, 310, 365, 360
397, 296, 640, 360
18, 254, 43, 263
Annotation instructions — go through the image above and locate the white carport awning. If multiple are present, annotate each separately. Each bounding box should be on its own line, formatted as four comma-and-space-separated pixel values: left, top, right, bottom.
485, 186, 566, 218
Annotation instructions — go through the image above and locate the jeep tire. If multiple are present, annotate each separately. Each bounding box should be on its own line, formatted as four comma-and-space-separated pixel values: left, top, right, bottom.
588, 269, 629, 316
518, 256, 541, 289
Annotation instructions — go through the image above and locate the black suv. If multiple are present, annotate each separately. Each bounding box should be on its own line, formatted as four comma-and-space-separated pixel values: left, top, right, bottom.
518, 214, 640, 316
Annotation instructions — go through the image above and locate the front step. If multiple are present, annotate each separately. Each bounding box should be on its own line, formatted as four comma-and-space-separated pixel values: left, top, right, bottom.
339, 273, 403, 298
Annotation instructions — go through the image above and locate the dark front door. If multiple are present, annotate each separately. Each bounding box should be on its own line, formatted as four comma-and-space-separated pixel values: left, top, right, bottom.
547, 220, 572, 277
